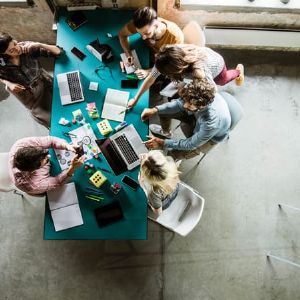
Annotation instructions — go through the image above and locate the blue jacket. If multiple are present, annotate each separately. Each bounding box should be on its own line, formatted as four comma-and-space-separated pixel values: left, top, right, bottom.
156, 93, 231, 150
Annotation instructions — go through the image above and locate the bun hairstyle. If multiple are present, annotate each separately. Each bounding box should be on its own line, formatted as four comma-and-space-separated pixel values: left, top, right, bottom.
133, 6, 157, 29
140, 150, 180, 195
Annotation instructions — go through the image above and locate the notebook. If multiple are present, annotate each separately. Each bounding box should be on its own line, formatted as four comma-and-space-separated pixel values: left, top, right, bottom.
47, 182, 83, 232
120, 50, 142, 74
101, 88, 129, 122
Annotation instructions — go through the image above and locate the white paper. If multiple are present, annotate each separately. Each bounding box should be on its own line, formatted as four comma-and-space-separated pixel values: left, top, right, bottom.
51, 205, 83, 231
54, 149, 75, 171
69, 123, 100, 160
101, 88, 129, 122
160, 82, 179, 97
47, 183, 83, 232
120, 50, 142, 74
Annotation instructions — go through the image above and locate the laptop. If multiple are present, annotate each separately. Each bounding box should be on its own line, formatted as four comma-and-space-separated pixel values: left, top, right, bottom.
57, 70, 84, 105
96, 124, 148, 175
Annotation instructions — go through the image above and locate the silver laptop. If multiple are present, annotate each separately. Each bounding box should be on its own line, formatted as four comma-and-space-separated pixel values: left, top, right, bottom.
110, 124, 148, 170
57, 70, 84, 105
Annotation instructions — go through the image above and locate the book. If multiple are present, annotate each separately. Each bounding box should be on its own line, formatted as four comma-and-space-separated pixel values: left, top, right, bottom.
101, 88, 129, 122
47, 183, 83, 232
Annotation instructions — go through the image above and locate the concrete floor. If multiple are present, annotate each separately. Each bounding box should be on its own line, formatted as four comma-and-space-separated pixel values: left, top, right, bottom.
1, 53, 300, 300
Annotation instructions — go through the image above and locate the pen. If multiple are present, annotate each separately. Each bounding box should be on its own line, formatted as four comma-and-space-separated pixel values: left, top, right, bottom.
86, 187, 103, 194
119, 107, 130, 115
85, 195, 103, 202
97, 167, 112, 173
63, 131, 77, 138
87, 194, 104, 199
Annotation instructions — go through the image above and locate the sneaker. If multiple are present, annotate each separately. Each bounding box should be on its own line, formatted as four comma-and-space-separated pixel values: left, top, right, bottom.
175, 159, 182, 168
149, 124, 172, 139
235, 64, 245, 86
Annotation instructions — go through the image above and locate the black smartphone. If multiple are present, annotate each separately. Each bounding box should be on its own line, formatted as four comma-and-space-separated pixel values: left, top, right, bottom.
121, 79, 138, 89
75, 144, 84, 157
71, 47, 86, 60
122, 175, 139, 190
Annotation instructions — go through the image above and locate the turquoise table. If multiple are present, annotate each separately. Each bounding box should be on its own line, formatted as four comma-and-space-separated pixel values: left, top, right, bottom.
44, 9, 149, 240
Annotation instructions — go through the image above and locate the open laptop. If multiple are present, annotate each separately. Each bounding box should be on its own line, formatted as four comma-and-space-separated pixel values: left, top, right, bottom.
96, 124, 148, 175
57, 70, 84, 105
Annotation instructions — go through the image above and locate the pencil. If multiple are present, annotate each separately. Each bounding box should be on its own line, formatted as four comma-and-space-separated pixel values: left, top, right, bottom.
85, 188, 103, 194
97, 167, 112, 173
87, 194, 103, 199
85, 196, 101, 202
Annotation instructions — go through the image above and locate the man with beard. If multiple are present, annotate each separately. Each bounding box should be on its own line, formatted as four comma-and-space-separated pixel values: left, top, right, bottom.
118, 6, 184, 80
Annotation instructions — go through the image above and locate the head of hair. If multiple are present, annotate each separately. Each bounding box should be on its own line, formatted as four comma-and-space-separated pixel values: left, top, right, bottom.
140, 150, 180, 195
178, 78, 216, 108
156, 44, 207, 81
133, 7, 157, 29
0, 32, 12, 54
13, 146, 48, 172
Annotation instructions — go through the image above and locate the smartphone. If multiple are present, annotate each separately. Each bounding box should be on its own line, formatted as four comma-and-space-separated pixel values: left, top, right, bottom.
122, 175, 139, 190
75, 144, 84, 157
71, 47, 86, 60
121, 79, 138, 89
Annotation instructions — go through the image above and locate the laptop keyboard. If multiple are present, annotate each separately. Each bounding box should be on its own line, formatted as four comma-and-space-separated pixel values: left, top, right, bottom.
114, 134, 139, 165
66, 72, 83, 102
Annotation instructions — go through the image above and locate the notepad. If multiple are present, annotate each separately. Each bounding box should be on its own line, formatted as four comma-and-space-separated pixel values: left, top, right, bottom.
47, 183, 83, 232
159, 82, 179, 98
120, 50, 142, 74
101, 88, 129, 122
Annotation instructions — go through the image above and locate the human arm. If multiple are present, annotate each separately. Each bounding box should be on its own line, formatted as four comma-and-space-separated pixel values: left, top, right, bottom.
19, 41, 64, 57
118, 21, 137, 64
127, 74, 156, 108
0, 78, 26, 93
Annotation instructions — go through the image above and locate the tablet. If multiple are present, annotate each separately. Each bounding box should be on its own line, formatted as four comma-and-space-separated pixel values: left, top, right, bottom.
94, 201, 124, 227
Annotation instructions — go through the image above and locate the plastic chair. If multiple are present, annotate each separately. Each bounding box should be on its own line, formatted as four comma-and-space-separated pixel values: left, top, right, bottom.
0, 152, 24, 198
195, 91, 244, 165
148, 182, 205, 236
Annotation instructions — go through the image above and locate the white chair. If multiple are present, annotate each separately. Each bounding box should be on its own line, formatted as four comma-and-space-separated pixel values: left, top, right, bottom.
148, 182, 205, 236
0, 152, 24, 198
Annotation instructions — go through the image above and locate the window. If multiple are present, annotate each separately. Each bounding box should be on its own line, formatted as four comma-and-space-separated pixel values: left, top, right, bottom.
180, 0, 300, 12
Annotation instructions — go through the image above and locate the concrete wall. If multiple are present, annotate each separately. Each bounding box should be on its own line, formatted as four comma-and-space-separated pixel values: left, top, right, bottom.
158, 0, 300, 30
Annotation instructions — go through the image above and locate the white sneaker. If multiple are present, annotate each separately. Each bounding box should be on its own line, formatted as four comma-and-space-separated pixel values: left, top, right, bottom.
175, 159, 182, 168
149, 124, 172, 139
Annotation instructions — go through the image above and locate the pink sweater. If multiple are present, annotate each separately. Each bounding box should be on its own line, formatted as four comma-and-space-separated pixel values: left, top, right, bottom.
9, 136, 70, 195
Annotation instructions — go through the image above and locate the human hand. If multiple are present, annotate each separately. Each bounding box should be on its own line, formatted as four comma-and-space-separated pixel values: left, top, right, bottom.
127, 98, 138, 109
19, 42, 41, 54
141, 107, 158, 121
70, 154, 86, 169
134, 69, 149, 79
144, 135, 164, 150
7, 82, 26, 93
64, 143, 76, 152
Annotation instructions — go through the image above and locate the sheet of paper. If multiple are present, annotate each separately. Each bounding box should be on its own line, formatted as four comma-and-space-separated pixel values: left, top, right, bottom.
120, 49, 142, 74
54, 149, 75, 171
51, 204, 83, 232
68, 123, 100, 160
101, 88, 129, 122
47, 183, 84, 232
47, 182, 78, 211
159, 82, 179, 97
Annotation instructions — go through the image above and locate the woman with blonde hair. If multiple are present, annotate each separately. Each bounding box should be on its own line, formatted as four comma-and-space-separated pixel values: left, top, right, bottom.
139, 150, 180, 215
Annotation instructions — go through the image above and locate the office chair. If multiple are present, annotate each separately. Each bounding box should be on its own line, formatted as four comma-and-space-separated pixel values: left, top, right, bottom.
183, 21, 206, 47
0, 152, 24, 198
195, 91, 244, 165
148, 182, 205, 236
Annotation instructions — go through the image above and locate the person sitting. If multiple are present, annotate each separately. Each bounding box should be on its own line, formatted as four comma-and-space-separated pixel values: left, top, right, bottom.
129, 44, 244, 113
9, 136, 85, 196
139, 150, 180, 215
118, 6, 184, 80
0, 32, 64, 128
141, 79, 231, 160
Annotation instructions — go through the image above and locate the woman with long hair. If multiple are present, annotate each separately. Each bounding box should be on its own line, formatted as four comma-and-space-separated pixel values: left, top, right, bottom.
139, 150, 180, 215
0, 32, 64, 128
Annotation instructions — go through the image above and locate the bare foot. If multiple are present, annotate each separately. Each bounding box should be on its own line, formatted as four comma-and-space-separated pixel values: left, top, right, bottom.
235, 64, 244, 86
